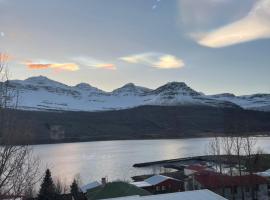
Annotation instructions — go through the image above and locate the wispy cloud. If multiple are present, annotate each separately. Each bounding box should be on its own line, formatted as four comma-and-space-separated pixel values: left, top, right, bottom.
120, 52, 184, 69
194, 0, 270, 48
73, 56, 116, 70
25, 60, 79, 71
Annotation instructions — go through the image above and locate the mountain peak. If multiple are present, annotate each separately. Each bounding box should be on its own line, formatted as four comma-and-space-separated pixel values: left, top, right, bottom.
112, 83, 151, 95
75, 83, 93, 90
122, 83, 136, 88
152, 81, 201, 96
25, 75, 51, 83
74, 82, 105, 93
23, 76, 66, 87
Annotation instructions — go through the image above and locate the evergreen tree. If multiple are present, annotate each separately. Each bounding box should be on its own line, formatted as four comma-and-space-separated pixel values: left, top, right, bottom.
70, 179, 80, 200
38, 169, 57, 200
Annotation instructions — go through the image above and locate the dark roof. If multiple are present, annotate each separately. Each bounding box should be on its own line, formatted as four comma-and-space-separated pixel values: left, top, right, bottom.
86, 181, 151, 200
195, 173, 267, 188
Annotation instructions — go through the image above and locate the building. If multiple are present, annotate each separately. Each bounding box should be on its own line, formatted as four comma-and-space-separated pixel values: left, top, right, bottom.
132, 175, 183, 194
184, 164, 214, 176
193, 172, 269, 200
100, 189, 228, 200
257, 169, 270, 196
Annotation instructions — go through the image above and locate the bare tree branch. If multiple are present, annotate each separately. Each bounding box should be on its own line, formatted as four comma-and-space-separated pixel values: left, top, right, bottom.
0, 52, 40, 199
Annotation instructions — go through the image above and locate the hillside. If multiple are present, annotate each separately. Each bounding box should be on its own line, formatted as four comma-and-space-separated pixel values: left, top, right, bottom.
3, 105, 270, 144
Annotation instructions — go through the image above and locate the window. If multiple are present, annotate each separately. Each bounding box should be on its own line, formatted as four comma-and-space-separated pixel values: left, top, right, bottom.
245, 186, 250, 193
162, 185, 166, 191
156, 186, 160, 191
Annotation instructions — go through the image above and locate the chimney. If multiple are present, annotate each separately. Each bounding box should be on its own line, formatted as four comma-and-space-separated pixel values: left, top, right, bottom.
101, 177, 107, 187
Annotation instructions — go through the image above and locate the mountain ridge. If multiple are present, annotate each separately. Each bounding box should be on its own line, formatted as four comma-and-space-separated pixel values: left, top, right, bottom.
4, 76, 270, 112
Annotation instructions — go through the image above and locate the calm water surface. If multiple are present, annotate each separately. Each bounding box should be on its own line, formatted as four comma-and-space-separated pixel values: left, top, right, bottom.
33, 137, 270, 184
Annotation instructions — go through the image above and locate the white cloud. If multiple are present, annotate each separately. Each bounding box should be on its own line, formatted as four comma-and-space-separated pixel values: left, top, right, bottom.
73, 56, 116, 70
120, 52, 185, 69
0, 32, 4, 37
194, 0, 270, 48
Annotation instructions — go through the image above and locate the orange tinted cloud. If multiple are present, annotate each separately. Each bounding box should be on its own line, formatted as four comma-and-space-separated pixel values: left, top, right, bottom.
94, 63, 116, 70
27, 63, 51, 69
25, 61, 79, 71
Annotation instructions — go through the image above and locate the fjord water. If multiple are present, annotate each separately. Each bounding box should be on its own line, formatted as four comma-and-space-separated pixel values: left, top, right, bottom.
33, 138, 270, 184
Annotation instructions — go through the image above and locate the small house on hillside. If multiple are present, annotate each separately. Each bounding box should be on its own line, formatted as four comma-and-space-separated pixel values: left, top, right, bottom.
193, 172, 268, 200
132, 175, 183, 194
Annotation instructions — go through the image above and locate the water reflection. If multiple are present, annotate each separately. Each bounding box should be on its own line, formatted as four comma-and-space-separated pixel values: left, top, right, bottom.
32, 137, 270, 184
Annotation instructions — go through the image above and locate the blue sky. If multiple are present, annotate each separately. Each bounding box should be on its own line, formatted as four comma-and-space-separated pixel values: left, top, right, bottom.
0, 0, 270, 95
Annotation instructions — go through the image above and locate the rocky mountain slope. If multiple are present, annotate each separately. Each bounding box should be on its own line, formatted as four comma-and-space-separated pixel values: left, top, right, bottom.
5, 76, 270, 112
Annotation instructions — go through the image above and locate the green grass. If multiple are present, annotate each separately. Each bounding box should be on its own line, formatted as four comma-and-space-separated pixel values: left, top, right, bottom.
86, 181, 151, 200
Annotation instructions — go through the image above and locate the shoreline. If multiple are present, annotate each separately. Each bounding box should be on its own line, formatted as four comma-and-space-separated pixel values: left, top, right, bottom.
17, 133, 270, 146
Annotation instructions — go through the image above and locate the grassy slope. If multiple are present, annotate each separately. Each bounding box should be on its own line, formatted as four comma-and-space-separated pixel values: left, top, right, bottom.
87, 181, 151, 200
1, 105, 270, 144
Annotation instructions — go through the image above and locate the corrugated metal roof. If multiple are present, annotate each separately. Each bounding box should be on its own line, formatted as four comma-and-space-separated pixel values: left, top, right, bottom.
132, 181, 151, 188
132, 175, 180, 188
144, 175, 179, 185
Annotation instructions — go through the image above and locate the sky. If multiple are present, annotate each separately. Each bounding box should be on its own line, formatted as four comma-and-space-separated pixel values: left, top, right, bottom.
0, 0, 270, 95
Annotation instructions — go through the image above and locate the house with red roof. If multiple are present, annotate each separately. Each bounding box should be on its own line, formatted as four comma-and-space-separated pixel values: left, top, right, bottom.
193, 172, 269, 200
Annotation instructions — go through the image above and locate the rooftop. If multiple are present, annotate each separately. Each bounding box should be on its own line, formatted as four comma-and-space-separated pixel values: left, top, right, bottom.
256, 169, 270, 177
132, 175, 180, 188
195, 173, 267, 188
81, 181, 101, 193
100, 189, 227, 200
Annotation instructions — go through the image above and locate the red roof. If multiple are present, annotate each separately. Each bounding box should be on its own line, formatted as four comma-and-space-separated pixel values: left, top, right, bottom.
195, 173, 267, 188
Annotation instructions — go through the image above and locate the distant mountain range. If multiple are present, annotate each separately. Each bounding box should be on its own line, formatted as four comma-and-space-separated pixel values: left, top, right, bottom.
5, 76, 270, 112
1, 76, 270, 143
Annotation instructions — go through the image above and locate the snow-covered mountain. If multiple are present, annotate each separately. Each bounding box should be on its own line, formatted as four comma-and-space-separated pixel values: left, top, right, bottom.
209, 93, 270, 112
4, 76, 270, 112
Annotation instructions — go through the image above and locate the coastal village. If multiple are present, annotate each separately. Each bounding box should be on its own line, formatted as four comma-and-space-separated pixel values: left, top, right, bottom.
78, 156, 270, 200
1, 0, 270, 199
20, 153, 270, 200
